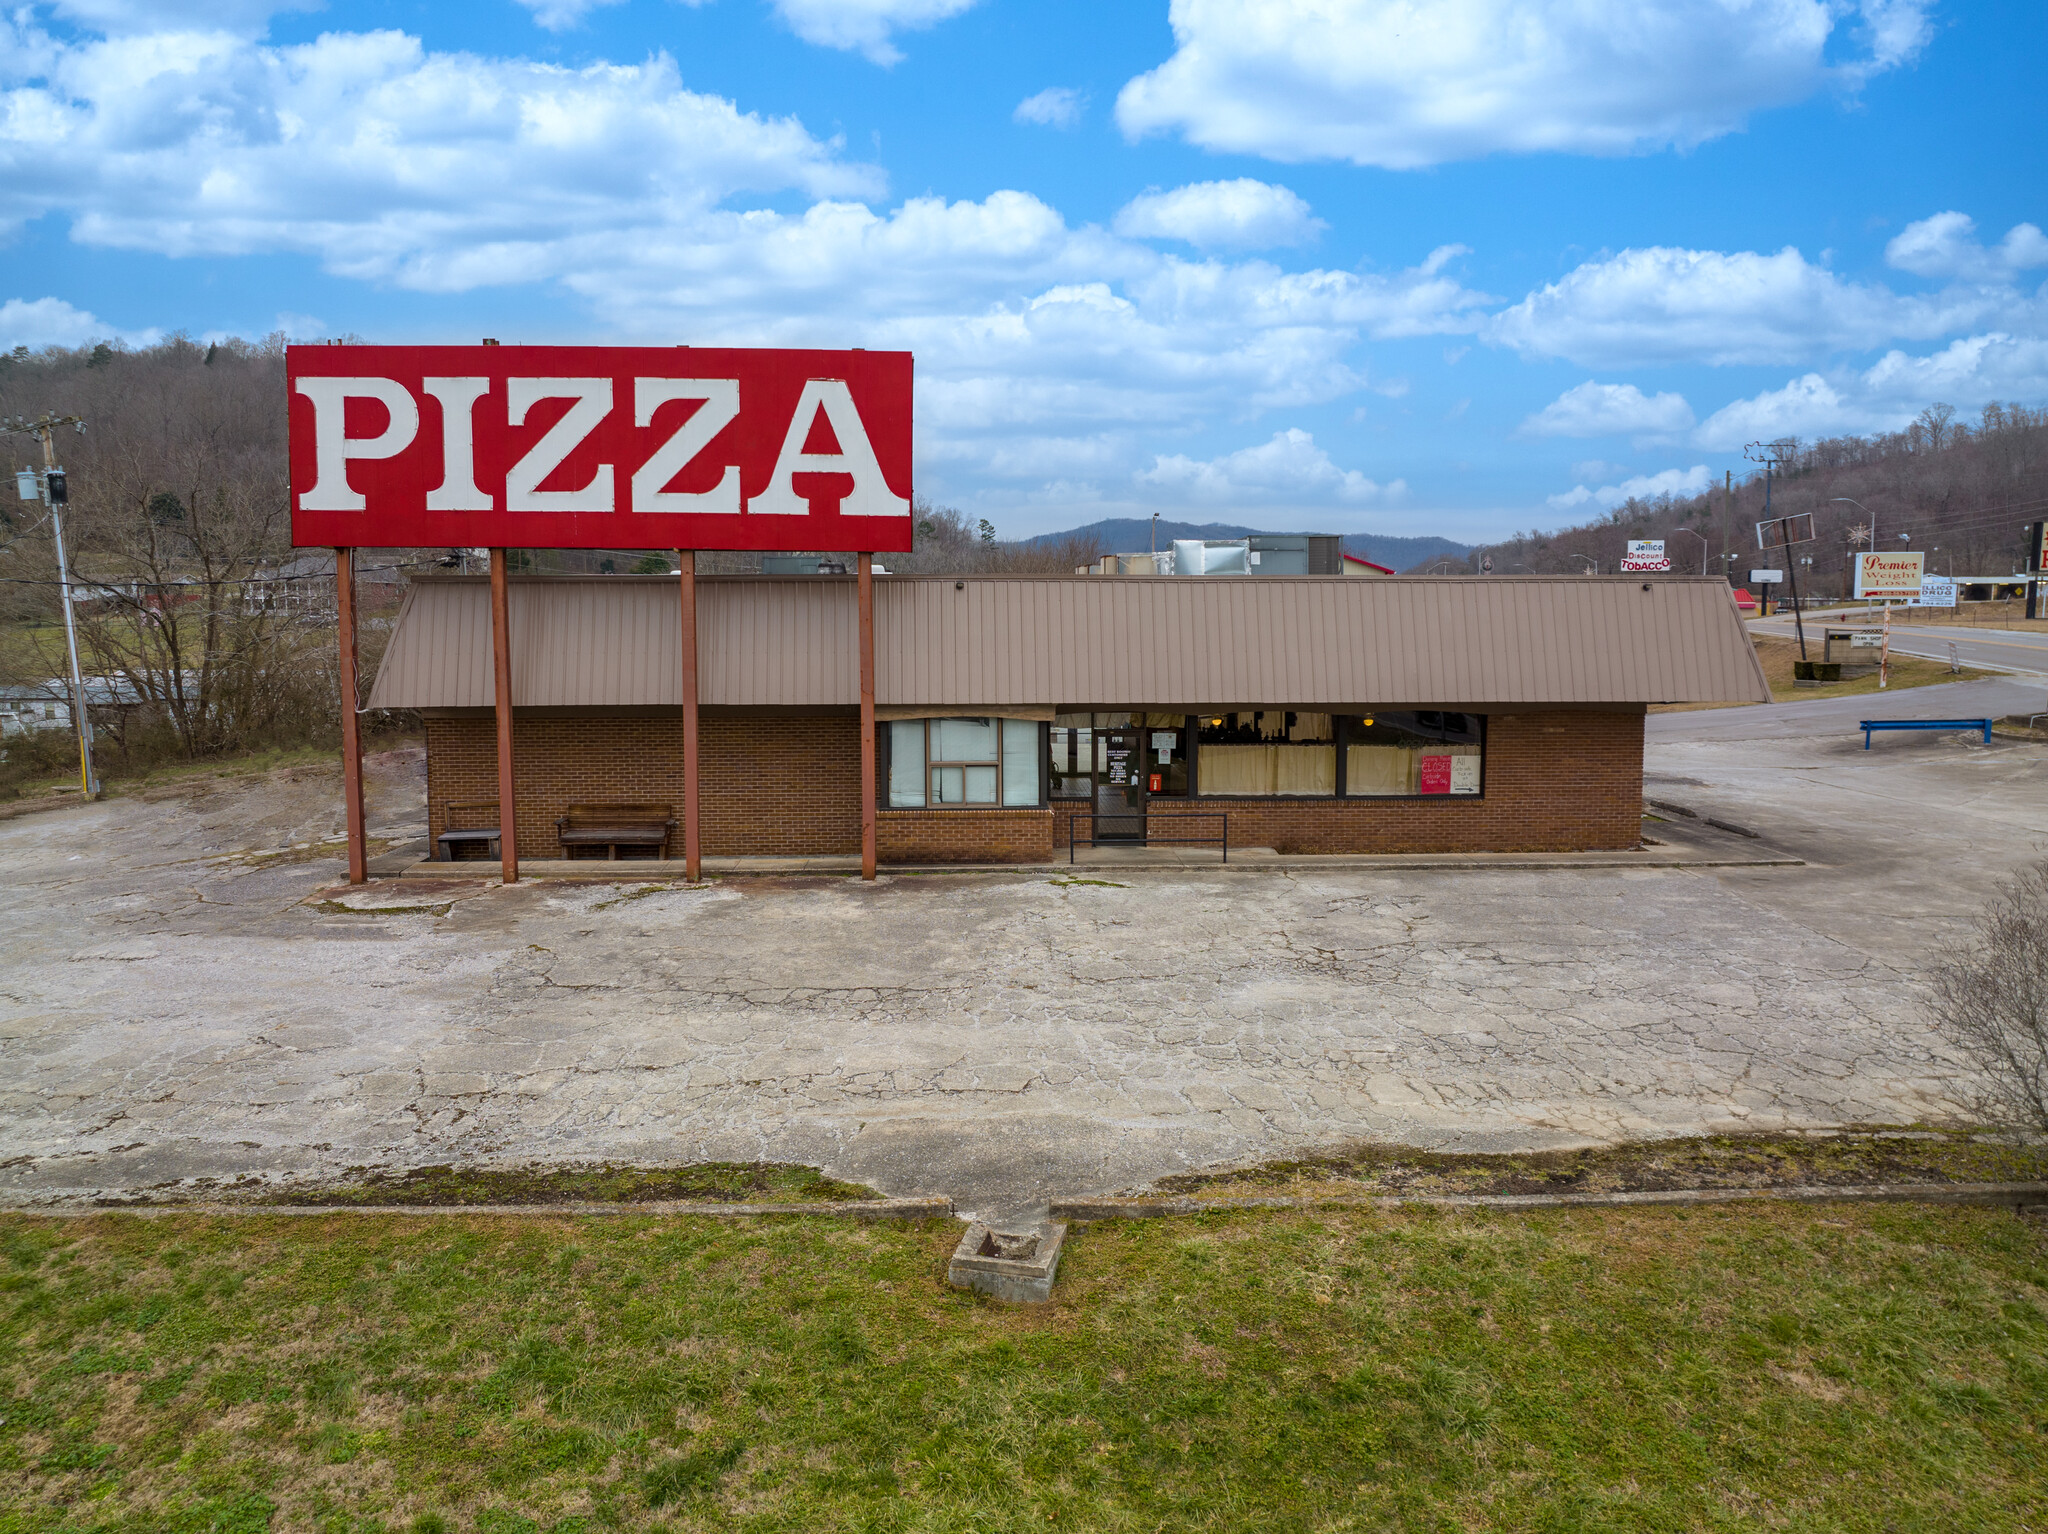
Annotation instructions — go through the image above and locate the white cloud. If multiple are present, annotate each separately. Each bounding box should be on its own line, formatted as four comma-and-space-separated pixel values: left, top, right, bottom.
512, 0, 630, 31
1546, 464, 1709, 511
1693, 332, 2048, 448
44, 0, 311, 37
0, 296, 160, 348
1116, 0, 1929, 169
0, 30, 882, 273
1013, 87, 1084, 129
1113, 179, 1324, 251
1519, 381, 1695, 439
1138, 428, 1401, 505
1884, 212, 2048, 283
0, 19, 1494, 521
1489, 243, 2026, 368
768, 0, 979, 65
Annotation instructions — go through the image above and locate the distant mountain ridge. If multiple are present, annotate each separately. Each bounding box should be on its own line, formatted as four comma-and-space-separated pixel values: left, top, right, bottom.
1019, 518, 1470, 571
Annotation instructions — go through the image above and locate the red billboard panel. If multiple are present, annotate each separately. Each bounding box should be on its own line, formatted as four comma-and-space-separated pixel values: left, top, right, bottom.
287, 345, 913, 551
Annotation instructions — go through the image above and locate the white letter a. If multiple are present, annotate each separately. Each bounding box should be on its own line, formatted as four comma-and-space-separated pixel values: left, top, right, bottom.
748, 379, 909, 517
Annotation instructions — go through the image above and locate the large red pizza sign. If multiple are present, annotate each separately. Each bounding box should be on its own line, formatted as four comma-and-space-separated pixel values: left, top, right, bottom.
287, 345, 913, 551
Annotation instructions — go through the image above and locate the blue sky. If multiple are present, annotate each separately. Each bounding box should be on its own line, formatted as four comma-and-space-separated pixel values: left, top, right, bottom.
2, 0, 2043, 541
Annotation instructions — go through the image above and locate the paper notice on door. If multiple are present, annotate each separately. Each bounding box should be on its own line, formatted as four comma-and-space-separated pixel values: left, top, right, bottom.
1419, 755, 1452, 794
1158, 747, 1172, 762
1450, 756, 1481, 794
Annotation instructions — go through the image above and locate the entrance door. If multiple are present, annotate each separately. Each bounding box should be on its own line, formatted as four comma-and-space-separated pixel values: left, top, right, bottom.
1097, 730, 1145, 841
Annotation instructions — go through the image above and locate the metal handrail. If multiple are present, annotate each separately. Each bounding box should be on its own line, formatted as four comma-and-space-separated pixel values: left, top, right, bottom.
1068, 810, 1228, 865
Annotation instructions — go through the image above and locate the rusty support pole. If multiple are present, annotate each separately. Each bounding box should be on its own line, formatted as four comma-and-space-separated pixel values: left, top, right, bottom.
490, 548, 519, 884
858, 551, 876, 880
334, 547, 368, 885
678, 550, 701, 881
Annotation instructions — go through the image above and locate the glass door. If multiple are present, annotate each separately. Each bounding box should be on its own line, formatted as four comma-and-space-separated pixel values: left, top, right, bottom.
1097, 730, 1145, 840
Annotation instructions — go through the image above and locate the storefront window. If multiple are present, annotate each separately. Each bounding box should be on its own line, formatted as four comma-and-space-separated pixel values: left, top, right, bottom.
885, 718, 1044, 808
1343, 711, 1484, 796
1142, 712, 1188, 797
1049, 715, 1094, 801
1001, 718, 1041, 805
887, 720, 926, 807
1196, 712, 1336, 796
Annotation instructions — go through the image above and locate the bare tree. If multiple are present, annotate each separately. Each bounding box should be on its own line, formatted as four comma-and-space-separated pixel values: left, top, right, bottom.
1, 335, 341, 770
1929, 860, 2048, 1134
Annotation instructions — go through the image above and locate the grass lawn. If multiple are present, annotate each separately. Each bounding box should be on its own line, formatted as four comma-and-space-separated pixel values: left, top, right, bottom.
2, 1203, 2044, 1532
1653, 635, 1988, 713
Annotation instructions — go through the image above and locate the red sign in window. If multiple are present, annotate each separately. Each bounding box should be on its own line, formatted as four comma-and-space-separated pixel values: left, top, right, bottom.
1149, 773, 1163, 792
1418, 755, 1452, 794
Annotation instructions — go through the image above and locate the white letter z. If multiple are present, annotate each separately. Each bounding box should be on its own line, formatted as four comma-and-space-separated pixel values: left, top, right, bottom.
505, 378, 613, 513
633, 379, 740, 514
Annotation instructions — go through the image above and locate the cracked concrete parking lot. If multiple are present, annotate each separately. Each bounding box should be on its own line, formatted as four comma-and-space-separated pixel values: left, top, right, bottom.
3, 689, 2045, 1222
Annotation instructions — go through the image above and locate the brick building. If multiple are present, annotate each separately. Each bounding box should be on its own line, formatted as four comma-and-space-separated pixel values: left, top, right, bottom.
368, 573, 1768, 864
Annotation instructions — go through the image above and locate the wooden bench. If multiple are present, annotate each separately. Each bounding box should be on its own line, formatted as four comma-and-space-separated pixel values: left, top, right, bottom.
436, 801, 501, 861
556, 803, 676, 860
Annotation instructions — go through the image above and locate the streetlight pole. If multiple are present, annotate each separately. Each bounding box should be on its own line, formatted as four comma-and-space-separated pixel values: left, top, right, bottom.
1570, 553, 1598, 575
1676, 526, 1708, 575
6, 412, 98, 799
1831, 497, 1875, 605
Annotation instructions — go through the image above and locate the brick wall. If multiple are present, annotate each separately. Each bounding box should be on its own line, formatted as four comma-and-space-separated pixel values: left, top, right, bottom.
1170, 709, 1644, 854
877, 808, 1054, 865
424, 712, 860, 858
424, 706, 1642, 862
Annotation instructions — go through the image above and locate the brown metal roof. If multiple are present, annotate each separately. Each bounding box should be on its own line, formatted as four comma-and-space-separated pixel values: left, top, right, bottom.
368, 574, 1769, 710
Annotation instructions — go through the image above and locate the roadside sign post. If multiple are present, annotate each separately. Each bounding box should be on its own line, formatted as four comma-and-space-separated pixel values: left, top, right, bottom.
334, 547, 367, 884
287, 344, 914, 886
2028, 520, 2046, 621
1747, 440, 1810, 657
678, 550, 700, 882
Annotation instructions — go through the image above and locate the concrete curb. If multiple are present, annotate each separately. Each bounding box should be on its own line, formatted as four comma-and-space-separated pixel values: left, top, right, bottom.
394, 851, 1803, 881
1050, 1181, 2048, 1220
3, 1196, 957, 1221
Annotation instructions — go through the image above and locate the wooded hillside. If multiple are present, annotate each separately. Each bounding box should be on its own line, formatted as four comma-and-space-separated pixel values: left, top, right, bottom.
1433, 402, 2048, 586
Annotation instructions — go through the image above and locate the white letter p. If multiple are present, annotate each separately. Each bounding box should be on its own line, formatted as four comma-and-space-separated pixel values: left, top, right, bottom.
295, 377, 420, 511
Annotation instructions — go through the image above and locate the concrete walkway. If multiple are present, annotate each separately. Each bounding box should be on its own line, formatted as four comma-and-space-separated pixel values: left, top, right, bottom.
399, 834, 1800, 881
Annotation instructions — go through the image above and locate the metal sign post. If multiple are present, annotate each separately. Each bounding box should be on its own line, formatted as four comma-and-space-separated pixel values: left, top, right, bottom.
334, 548, 368, 884
490, 548, 518, 884
2026, 519, 2044, 619
858, 552, 876, 881
678, 550, 701, 881
1747, 440, 1811, 657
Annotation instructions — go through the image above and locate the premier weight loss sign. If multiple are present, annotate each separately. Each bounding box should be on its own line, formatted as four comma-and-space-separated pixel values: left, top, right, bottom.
287, 346, 913, 551
1854, 550, 1925, 600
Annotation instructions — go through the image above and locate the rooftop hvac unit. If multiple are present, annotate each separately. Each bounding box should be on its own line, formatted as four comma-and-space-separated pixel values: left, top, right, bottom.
1172, 538, 1250, 576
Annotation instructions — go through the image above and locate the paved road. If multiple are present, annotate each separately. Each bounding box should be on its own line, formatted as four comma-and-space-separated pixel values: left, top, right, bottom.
1751, 615, 2048, 674
1648, 676, 2048, 742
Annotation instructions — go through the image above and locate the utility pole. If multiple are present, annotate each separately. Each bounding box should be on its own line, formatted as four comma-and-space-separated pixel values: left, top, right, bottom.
1746, 440, 1809, 659
6, 411, 98, 798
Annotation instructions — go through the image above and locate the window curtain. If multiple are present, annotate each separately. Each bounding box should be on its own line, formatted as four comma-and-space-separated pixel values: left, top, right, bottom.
1345, 740, 1482, 797
1198, 743, 1335, 795
1001, 718, 1041, 805
888, 720, 926, 807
